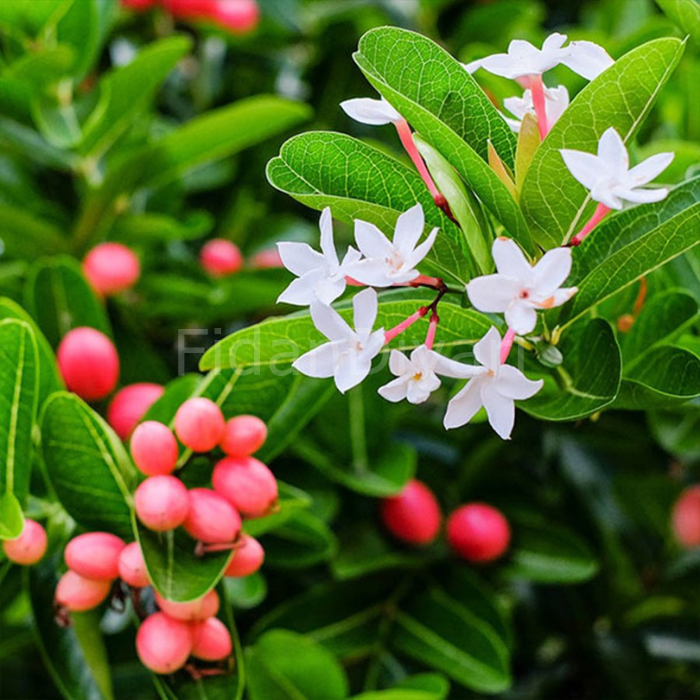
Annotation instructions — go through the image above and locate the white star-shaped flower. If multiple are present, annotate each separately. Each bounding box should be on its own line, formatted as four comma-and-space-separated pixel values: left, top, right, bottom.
502, 85, 569, 133
277, 208, 361, 306
347, 204, 437, 288
560, 127, 674, 210
293, 288, 385, 393
340, 96, 402, 126
466, 238, 578, 335
443, 327, 543, 440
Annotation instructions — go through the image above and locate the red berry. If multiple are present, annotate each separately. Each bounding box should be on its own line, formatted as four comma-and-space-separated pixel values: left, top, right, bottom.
154, 589, 219, 621
200, 239, 243, 277
380, 479, 441, 546
134, 476, 190, 532
250, 248, 283, 269
2, 519, 47, 566
121, 0, 159, 8
57, 327, 119, 401
64, 532, 125, 581
55, 570, 112, 612
174, 398, 225, 453
191, 617, 232, 661
118, 541, 150, 588
224, 534, 264, 577
220, 415, 267, 457
107, 383, 164, 440
672, 485, 700, 549
446, 504, 511, 563
130, 421, 179, 476
136, 612, 193, 674
182, 488, 241, 544
165, 0, 259, 34
212, 456, 277, 518
82, 242, 140, 296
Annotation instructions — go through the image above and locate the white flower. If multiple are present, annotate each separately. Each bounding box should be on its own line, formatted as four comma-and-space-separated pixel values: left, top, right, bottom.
379, 345, 448, 404
292, 288, 385, 393
469, 33, 613, 81
466, 238, 578, 335
347, 204, 437, 287
443, 327, 543, 439
340, 96, 402, 126
502, 85, 569, 133
277, 208, 361, 306
560, 127, 674, 210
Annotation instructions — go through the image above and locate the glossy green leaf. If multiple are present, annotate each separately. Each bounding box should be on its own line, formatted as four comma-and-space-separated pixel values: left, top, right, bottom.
262, 510, 336, 569
657, 0, 700, 44
0, 204, 67, 260
111, 211, 214, 243
243, 482, 313, 538
351, 674, 450, 700
56, 0, 111, 79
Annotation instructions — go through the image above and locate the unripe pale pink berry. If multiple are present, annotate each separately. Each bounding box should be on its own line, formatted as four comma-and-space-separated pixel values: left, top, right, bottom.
154, 588, 219, 621
55, 570, 112, 612
182, 488, 241, 544
199, 239, 243, 277
224, 534, 264, 577
107, 383, 164, 440
174, 398, 225, 453
212, 456, 277, 518
191, 617, 232, 661
447, 503, 511, 563
220, 415, 267, 457
250, 248, 283, 269
64, 532, 126, 580
82, 242, 140, 296
380, 479, 441, 546
118, 541, 150, 588
136, 612, 192, 674
57, 327, 120, 401
130, 422, 179, 476
2, 519, 48, 566
672, 485, 700, 549
134, 476, 190, 532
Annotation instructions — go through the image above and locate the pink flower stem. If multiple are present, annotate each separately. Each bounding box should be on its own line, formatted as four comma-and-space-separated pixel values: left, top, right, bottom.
529, 75, 548, 140
425, 312, 439, 350
384, 307, 428, 345
500, 327, 516, 364
569, 203, 611, 247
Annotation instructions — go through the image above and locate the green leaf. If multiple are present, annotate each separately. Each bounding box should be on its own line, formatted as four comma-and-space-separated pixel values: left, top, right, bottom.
262, 510, 336, 569
111, 211, 214, 244
657, 0, 700, 44
521, 37, 686, 247
243, 482, 313, 538
0, 320, 39, 539
267, 131, 471, 286
56, 0, 112, 80
351, 674, 450, 700
0, 204, 68, 259
141, 374, 203, 425
40, 392, 135, 539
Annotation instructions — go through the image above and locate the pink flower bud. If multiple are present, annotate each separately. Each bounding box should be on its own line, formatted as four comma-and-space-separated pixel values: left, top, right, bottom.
82, 242, 140, 296
212, 456, 277, 518
446, 503, 511, 563
130, 421, 179, 476
220, 415, 267, 457
64, 532, 126, 580
380, 479, 441, 546
200, 239, 243, 277
191, 617, 232, 661
107, 383, 164, 440
55, 570, 112, 612
154, 588, 219, 621
224, 534, 264, 577
118, 541, 151, 588
672, 485, 700, 549
2, 519, 48, 566
182, 488, 241, 544
136, 612, 193, 674
174, 398, 225, 453
134, 476, 190, 532
57, 327, 120, 401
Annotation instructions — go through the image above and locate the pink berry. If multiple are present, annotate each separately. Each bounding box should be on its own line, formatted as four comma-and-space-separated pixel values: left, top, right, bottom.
82, 242, 140, 296
220, 415, 267, 457
57, 327, 119, 401
447, 504, 511, 563
224, 534, 264, 577
55, 570, 112, 612
174, 398, 225, 453
199, 239, 243, 277
2, 519, 48, 566
154, 589, 219, 621
182, 488, 241, 544
212, 456, 277, 518
380, 479, 441, 546
672, 485, 700, 549
191, 617, 232, 661
134, 476, 190, 532
130, 422, 179, 476
64, 532, 125, 580
165, 0, 259, 34
107, 383, 164, 440
118, 541, 150, 588
136, 612, 192, 674
250, 248, 283, 269
121, 0, 158, 9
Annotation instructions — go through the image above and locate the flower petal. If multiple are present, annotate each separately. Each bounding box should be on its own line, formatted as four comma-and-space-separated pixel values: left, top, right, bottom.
495, 364, 544, 400
393, 203, 424, 254
561, 40, 614, 80
335, 353, 371, 393
466, 274, 521, 313
444, 380, 484, 429
346, 258, 393, 287
532, 247, 572, 295
597, 127, 628, 172
353, 287, 379, 336
310, 302, 353, 342
481, 384, 516, 440
406, 375, 438, 404
533, 286, 578, 309
293, 342, 342, 379
473, 326, 502, 371
626, 152, 674, 186
277, 273, 322, 306
277, 241, 324, 277
319, 207, 339, 268
314, 276, 347, 305
431, 351, 485, 379
340, 97, 401, 125
542, 32, 568, 52
614, 186, 669, 205
378, 376, 409, 403
492, 237, 533, 280
560, 149, 602, 190
408, 227, 438, 268
505, 302, 538, 335
389, 349, 412, 376
354, 219, 393, 259
546, 85, 570, 124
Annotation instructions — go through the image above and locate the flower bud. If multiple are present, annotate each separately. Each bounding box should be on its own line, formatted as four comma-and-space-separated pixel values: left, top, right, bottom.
183, 488, 241, 544
55, 570, 112, 612
107, 383, 164, 440
220, 415, 267, 457
191, 617, 232, 661
65, 532, 126, 580
130, 421, 179, 476
380, 479, 441, 546
672, 485, 700, 549
118, 541, 150, 588
446, 503, 511, 563
134, 476, 190, 532
2, 519, 47, 566
224, 534, 264, 577
174, 398, 225, 453
212, 456, 277, 518
200, 239, 243, 277
136, 612, 193, 674
154, 588, 219, 621
83, 242, 140, 296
